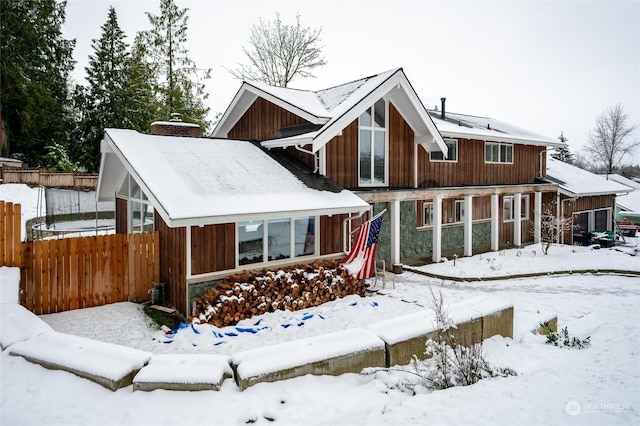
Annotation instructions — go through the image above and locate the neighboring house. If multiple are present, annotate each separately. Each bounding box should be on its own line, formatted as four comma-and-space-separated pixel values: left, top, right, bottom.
96, 121, 369, 315
214, 68, 563, 269
545, 157, 630, 244
597, 173, 640, 225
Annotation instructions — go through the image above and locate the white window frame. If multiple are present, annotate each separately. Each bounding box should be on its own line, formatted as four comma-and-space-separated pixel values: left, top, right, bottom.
454, 199, 465, 223
485, 142, 514, 164
236, 216, 318, 268
423, 202, 434, 227
358, 98, 389, 187
119, 174, 154, 234
430, 139, 458, 162
503, 194, 529, 222
593, 207, 612, 231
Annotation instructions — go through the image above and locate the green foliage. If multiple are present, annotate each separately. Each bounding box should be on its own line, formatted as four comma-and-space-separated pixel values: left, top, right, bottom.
540, 323, 591, 349
143, 305, 180, 330
551, 131, 573, 163
0, 0, 76, 166
43, 141, 78, 172
137, 0, 211, 132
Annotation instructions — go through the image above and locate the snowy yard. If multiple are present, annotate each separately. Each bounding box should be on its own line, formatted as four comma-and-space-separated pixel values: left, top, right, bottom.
1, 183, 640, 425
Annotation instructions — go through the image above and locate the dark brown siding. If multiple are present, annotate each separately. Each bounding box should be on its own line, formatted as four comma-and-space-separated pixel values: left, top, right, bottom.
325, 120, 359, 189
155, 213, 187, 315
228, 97, 310, 141
115, 197, 127, 234
418, 139, 545, 187
320, 214, 349, 255
191, 223, 236, 275
388, 103, 416, 188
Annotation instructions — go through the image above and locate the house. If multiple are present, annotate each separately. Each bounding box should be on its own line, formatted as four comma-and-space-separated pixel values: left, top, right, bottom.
213, 68, 563, 270
96, 120, 370, 315
597, 173, 640, 227
545, 157, 630, 244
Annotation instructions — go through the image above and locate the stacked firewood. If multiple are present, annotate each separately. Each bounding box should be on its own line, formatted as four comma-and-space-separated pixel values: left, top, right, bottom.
191, 260, 367, 327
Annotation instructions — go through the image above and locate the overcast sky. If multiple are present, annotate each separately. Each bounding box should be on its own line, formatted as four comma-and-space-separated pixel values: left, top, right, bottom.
62, 0, 640, 164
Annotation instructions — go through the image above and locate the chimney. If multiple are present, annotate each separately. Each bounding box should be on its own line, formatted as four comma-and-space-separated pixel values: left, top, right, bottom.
440, 97, 446, 120
150, 113, 201, 137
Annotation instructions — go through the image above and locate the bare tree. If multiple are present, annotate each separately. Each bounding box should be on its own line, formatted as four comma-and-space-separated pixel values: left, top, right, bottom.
585, 103, 639, 174
536, 201, 573, 254
230, 13, 326, 87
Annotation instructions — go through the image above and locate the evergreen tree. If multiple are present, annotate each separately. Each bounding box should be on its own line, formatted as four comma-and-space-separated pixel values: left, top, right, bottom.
551, 131, 573, 163
0, 0, 75, 166
138, 0, 210, 132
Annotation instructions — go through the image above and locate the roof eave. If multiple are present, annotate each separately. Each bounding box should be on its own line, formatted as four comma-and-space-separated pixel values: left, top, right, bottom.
439, 130, 562, 147
165, 204, 370, 228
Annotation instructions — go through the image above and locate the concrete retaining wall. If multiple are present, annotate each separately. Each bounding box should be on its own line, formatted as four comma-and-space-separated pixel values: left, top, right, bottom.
231, 328, 386, 391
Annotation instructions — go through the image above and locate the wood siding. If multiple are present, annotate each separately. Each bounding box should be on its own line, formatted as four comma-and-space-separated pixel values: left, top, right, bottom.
320, 214, 349, 255
417, 139, 545, 187
388, 103, 416, 188
190, 223, 236, 275
228, 97, 310, 141
116, 197, 127, 234
155, 212, 187, 315
326, 120, 359, 188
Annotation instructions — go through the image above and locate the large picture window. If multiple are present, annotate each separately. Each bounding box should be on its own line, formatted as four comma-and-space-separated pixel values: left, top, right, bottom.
485, 142, 513, 164
119, 174, 154, 233
359, 98, 387, 186
238, 216, 316, 266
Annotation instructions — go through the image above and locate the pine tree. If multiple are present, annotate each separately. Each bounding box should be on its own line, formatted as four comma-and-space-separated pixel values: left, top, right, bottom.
551, 131, 573, 163
138, 0, 211, 132
0, 0, 75, 166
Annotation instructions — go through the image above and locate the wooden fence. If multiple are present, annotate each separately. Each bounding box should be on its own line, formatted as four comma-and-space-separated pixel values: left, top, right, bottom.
2, 167, 98, 189
1, 201, 159, 314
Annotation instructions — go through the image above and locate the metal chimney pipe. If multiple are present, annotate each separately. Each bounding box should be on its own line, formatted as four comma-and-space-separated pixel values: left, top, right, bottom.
440, 97, 446, 119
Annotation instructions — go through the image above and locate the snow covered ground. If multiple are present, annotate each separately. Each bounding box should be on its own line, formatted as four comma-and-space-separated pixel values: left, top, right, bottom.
1, 183, 640, 425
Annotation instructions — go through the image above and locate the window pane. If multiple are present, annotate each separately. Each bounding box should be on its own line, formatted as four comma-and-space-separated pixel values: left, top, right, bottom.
424, 203, 433, 226
455, 201, 464, 222
503, 197, 513, 221
374, 99, 385, 128
143, 204, 154, 232
448, 141, 457, 160
131, 201, 142, 233
267, 218, 291, 261
506, 145, 513, 163
520, 196, 528, 219
295, 217, 315, 256
430, 150, 444, 161
359, 108, 371, 127
485, 144, 491, 162
373, 131, 385, 183
130, 178, 141, 199
500, 145, 508, 163
238, 221, 264, 265
573, 212, 589, 234
359, 130, 371, 183
595, 210, 608, 230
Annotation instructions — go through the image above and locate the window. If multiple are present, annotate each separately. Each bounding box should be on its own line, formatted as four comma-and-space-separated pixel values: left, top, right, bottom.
424, 202, 434, 226
238, 216, 316, 266
430, 139, 458, 162
594, 208, 610, 231
359, 98, 387, 185
485, 142, 513, 164
503, 195, 529, 221
119, 174, 154, 233
454, 200, 465, 223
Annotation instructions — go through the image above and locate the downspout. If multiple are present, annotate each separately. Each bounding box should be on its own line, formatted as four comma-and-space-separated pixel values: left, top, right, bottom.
538, 148, 548, 178
295, 145, 319, 173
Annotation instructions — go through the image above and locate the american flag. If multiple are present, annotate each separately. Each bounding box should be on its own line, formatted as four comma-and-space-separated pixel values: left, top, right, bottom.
340, 210, 385, 279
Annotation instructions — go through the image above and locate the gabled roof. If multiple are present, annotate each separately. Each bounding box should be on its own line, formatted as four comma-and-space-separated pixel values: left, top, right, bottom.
544, 156, 631, 197
212, 68, 448, 155
96, 129, 369, 228
429, 111, 565, 148
598, 174, 640, 213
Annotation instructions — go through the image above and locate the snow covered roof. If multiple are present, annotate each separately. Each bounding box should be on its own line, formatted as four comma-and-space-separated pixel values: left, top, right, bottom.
544, 156, 631, 197
429, 111, 564, 147
212, 68, 448, 155
599, 174, 640, 214
96, 129, 369, 227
